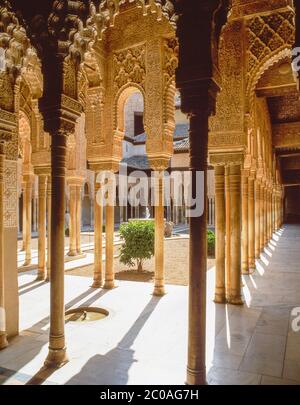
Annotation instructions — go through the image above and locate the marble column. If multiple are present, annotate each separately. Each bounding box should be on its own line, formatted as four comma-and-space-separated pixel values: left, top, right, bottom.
46, 175, 51, 281
44, 134, 68, 368
103, 175, 115, 290
264, 186, 268, 245
185, 112, 209, 385
21, 183, 26, 251
259, 184, 265, 251
280, 193, 283, 226
275, 194, 279, 230
92, 176, 103, 288
248, 174, 255, 270
277, 194, 280, 229
241, 170, 249, 274
272, 192, 276, 233
266, 189, 270, 241
153, 170, 165, 296
225, 166, 231, 301
274, 193, 277, 231
268, 189, 272, 240
33, 197, 38, 233
68, 184, 77, 256
37, 175, 47, 280
255, 181, 261, 258
76, 184, 82, 255
228, 164, 243, 305
214, 165, 226, 303
23, 180, 32, 266
0, 142, 8, 349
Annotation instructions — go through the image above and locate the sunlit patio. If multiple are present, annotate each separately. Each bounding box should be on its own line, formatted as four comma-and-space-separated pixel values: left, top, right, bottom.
0, 225, 299, 385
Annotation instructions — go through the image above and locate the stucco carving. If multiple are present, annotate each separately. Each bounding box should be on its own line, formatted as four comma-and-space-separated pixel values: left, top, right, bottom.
113, 45, 146, 94
245, 10, 295, 110
3, 159, 17, 228
209, 20, 244, 138
273, 122, 300, 149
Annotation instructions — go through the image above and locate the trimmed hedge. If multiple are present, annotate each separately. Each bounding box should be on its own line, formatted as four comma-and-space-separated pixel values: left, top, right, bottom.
119, 220, 155, 271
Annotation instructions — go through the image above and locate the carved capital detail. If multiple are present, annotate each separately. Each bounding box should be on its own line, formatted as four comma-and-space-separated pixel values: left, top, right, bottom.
210, 152, 245, 167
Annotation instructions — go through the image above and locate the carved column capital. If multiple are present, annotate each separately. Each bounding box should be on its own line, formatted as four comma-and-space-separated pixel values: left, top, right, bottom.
210, 152, 244, 167
149, 158, 170, 172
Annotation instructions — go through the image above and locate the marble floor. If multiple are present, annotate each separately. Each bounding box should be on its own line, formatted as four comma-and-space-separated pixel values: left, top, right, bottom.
1, 224, 300, 385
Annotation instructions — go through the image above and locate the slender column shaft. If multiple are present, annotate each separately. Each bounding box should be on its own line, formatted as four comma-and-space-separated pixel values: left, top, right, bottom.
76, 185, 82, 255
268, 190, 272, 240
248, 176, 255, 270
37, 175, 47, 280
103, 178, 115, 289
225, 166, 231, 301
45, 134, 68, 367
267, 189, 270, 240
267, 189, 270, 243
275, 195, 278, 230
33, 197, 38, 232
259, 184, 264, 251
46, 176, 51, 281
276, 195, 279, 229
255, 182, 261, 258
153, 171, 165, 296
277, 195, 280, 229
281, 195, 284, 226
264, 187, 268, 245
228, 165, 243, 305
275, 194, 278, 229
241, 171, 248, 274
24, 181, 32, 266
0, 144, 8, 349
68, 185, 77, 256
186, 113, 208, 385
21, 183, 26, 251
92, 176, 103, 288
272, 192, 277, 233
270, 191, 273, 238
271, 193, 274, 233
214, 165, 226, 303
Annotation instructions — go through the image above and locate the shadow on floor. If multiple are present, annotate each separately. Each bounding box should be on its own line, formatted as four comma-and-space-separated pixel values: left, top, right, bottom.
64, 296, 162, 385
0, 285, 111, 385
19, 281, 46, 296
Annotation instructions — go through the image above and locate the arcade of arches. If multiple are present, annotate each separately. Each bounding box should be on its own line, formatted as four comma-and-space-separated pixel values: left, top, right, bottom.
0, 0, 300, 385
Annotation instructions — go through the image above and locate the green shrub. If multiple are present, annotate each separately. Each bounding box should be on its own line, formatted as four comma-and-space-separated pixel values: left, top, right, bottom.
207, 229, 215, 257
119, 220, 155, 271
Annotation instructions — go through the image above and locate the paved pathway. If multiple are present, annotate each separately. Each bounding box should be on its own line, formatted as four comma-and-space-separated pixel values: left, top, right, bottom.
0, 225, 299, 385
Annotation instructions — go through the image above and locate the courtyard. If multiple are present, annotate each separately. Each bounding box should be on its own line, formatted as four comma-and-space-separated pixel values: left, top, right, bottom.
0, 0, 300, 389
0, 225, 299, 385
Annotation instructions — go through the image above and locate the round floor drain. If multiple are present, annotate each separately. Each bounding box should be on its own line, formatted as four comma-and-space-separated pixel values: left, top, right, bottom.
65, 307, 109, 322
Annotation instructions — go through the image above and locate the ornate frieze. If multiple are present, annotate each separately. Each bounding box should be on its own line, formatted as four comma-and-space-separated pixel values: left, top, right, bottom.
210, 152, 245, 167
113, 44, 146, 94
209, 132, 245, 149
231, 0, 293, 19
89, 0, 177, 40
